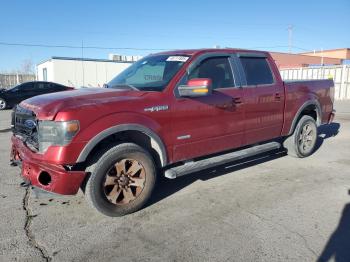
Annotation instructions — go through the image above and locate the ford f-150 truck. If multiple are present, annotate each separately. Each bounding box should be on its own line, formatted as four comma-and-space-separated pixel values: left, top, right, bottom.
10, 48, 335, 216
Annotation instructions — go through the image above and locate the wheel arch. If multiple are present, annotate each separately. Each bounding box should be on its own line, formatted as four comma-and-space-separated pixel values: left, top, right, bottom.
288, 100, 321, 135
77, 124, 168, 168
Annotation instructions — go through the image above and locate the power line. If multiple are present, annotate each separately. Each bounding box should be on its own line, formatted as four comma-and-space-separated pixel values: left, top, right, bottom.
0, 41, 169, 51
249, 45, 290, 49
0, 41, 314, 54
248, 45, 314, 53
292, 46, 313, 52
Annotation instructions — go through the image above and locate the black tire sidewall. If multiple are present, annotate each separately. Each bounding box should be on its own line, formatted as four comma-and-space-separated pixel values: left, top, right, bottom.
293, 116, 317, 157
0, 98, 6, 110
86, 143, 156, 217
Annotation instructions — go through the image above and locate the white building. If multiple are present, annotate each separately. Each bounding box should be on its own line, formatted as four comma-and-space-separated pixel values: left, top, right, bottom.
36, 56, 137, 88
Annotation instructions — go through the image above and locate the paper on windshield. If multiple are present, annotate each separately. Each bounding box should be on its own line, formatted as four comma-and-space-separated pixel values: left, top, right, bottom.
166, 56, 189, 62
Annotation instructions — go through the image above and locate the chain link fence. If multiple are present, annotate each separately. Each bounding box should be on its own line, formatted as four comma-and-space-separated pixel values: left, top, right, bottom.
0, 74, 36, 89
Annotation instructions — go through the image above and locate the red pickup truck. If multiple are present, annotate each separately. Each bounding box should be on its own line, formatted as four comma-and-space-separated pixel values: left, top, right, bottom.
10, 48, 335, 216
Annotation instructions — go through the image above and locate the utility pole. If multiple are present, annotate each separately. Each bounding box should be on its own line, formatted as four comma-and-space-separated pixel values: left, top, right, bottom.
288, 25, 293, 54
81, 40, 85, 87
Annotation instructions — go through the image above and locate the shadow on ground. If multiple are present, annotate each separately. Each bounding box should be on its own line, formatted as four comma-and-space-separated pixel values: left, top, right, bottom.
318, 199, 350, 262
314, 122, 340, 151
148, 122, 341, 207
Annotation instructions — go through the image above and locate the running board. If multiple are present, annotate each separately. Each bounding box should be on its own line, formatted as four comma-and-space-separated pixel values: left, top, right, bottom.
164, 141, 281, 179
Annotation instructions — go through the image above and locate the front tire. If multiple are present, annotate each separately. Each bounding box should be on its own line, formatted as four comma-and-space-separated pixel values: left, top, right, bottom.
84, 143, 157, 217
0, 98, 6, 110
283, 115, 318, 158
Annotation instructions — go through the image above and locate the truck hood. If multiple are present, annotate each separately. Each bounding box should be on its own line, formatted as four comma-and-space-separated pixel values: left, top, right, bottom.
20, 88, 146, 119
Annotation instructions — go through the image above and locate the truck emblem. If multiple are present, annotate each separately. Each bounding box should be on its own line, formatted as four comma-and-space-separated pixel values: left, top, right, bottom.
144, 105, 169, 112
24, 119, 36, 129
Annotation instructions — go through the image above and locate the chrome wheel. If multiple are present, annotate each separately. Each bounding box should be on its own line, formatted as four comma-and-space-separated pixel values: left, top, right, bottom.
103, 158, 146, 205
297, 123, 316, 155
0, 99, 6, 110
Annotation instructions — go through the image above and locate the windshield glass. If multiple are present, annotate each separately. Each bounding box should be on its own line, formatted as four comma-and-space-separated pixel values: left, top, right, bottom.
107, 54, 190, 91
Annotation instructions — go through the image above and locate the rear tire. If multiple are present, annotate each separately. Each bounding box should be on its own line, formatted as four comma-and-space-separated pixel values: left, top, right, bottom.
84, 143, 157, 217
0, 98, 6, 110
283, 115, 317, 158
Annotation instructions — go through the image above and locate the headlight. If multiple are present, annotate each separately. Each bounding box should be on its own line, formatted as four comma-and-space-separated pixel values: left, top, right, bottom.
38, 120, 80, 152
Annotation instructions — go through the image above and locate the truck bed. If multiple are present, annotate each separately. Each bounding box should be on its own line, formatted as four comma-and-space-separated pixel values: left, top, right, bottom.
282, 79, 334, 136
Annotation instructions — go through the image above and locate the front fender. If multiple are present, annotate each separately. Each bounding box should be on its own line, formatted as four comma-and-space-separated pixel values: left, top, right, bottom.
74, 112, 168, 166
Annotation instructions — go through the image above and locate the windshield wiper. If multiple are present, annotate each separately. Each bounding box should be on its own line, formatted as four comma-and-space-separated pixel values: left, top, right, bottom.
108, 84, 139, 91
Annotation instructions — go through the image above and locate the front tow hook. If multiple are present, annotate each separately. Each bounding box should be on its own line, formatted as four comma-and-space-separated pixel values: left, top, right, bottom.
20, 180, 31, 187
10, 159, 22, 167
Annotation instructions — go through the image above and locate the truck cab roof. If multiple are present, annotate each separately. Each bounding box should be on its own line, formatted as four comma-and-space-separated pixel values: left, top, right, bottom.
156, 48, 270, 57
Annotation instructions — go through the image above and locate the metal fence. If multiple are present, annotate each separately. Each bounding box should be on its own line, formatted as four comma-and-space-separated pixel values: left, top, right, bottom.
0, 74, 36, 89
1, 68, 349, 99
280, 65, 350, 100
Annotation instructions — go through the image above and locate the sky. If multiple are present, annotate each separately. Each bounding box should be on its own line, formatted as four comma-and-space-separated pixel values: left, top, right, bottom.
0, 0, 349, 72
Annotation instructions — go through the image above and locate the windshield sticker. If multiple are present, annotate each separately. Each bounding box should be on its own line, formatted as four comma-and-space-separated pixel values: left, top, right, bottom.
144, 75, 162, 81
166, 56, 189, 62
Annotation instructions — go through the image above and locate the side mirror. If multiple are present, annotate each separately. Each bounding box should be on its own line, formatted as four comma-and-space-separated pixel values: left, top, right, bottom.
178, 78, 212, 97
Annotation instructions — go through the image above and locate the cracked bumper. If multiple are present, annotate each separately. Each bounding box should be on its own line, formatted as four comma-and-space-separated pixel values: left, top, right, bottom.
11, 136, 86, 195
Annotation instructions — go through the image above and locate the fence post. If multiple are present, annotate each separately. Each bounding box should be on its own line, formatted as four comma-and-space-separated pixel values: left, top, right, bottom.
341, 65, 347, 100
346, 66, 350, 99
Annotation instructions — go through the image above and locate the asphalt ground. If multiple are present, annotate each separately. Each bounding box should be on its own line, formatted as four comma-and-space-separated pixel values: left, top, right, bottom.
0, 101, 349, 261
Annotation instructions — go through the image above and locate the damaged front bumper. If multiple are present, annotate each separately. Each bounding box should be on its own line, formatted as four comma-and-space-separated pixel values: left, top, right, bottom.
10, 135, 86, 195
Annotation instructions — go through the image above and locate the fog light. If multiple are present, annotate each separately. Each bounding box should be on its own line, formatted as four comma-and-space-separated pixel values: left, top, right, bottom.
38, 171, 51, 186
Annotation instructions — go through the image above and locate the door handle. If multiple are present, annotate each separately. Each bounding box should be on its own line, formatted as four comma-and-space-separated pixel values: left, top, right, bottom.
216, 97, 242, 109
233, 97, 242, 104
216, 102, 232, 109
275, 93, 281, 101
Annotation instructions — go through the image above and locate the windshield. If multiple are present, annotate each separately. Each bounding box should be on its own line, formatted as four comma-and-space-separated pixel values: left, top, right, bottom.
107, 54, 190, 91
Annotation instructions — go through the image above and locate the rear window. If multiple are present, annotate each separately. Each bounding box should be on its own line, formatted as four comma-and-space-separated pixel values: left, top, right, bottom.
240, 57, 274, 85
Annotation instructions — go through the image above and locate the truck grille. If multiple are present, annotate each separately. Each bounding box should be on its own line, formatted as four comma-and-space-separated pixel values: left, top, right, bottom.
12, 105, 39, 151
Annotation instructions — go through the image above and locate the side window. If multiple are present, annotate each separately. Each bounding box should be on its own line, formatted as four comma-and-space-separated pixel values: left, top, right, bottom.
20, 83, 35, 91
10, 85, 20, 92
49, 83, 63, 91
37, 83, 46, 90
189, 57, 235, 89
239, 57, 274, 86
44, 83, 56, 90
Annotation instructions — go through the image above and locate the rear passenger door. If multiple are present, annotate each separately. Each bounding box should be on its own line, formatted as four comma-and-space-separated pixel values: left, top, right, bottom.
236, 53, 284, 144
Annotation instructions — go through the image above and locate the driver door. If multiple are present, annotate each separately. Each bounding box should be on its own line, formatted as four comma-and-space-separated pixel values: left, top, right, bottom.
171, 55, 245, 162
